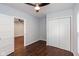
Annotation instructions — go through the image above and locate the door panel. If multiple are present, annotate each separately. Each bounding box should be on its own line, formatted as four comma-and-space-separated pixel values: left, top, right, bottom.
47, 17, 70, 51
0, 14, 14, 56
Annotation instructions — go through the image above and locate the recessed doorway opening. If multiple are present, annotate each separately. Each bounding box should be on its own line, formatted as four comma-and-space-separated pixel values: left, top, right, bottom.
14, 18, 24, 55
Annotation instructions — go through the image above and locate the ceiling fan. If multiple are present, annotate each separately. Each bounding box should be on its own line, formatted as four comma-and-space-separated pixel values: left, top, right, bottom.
25, 3, 50, 12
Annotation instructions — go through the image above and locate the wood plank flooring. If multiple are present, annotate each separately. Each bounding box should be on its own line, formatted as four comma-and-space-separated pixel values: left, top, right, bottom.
15, 36, 24, 50
8, 40, 74, 56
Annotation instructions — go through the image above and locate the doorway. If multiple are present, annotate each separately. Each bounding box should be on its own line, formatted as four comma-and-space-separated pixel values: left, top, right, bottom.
14, 18, 24, 51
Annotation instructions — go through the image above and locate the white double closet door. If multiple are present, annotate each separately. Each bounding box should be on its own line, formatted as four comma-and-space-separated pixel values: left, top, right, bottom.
0, 14, 14, 55
47, 17, 71, 51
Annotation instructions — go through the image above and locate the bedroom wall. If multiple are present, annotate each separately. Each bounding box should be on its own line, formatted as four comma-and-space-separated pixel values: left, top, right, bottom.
0, 4, 39, 46
38, 16, 46, 41
75, 4, 79, 55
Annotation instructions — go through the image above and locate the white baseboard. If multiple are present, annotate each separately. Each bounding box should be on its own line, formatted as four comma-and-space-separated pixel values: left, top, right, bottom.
72, 51, 79, 56
25, 39, 46, 46
0, 44, 14, 56
25, 39, 39, 46
38, 39, 46, 41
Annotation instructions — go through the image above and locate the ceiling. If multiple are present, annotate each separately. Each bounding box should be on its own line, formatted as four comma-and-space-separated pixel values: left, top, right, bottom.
2, 3, 74, 18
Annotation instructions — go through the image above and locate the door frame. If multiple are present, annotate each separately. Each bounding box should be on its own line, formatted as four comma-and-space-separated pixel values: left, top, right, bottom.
14, 17, 26, 50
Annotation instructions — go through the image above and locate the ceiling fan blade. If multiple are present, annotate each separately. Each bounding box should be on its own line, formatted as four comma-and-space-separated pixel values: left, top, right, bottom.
39, 3, 50, 7
25, 3, 35, 6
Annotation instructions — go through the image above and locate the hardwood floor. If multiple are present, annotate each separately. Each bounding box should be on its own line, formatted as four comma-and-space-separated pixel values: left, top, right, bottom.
8, 40, 74, 56
15, 36, 24, 50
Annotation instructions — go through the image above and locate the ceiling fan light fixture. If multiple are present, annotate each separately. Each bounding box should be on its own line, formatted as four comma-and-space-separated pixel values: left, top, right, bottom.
26, 3, 50, 12
34, 4, 40, 12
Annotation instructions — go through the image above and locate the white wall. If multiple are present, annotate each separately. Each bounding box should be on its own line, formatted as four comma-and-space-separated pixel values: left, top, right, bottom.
14, 22, 24, 37
0, 4, 39, 47
47, 8, 77, 55
38, 16, 46, 41
77, 4, 79, 54
75, 4, 79, 55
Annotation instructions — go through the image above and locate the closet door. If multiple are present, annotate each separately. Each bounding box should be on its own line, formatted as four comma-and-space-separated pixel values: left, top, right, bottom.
0, 14, 14, 55
58, 18, 70, 51
47, 20, 59, 47
47, 17, 70, 51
